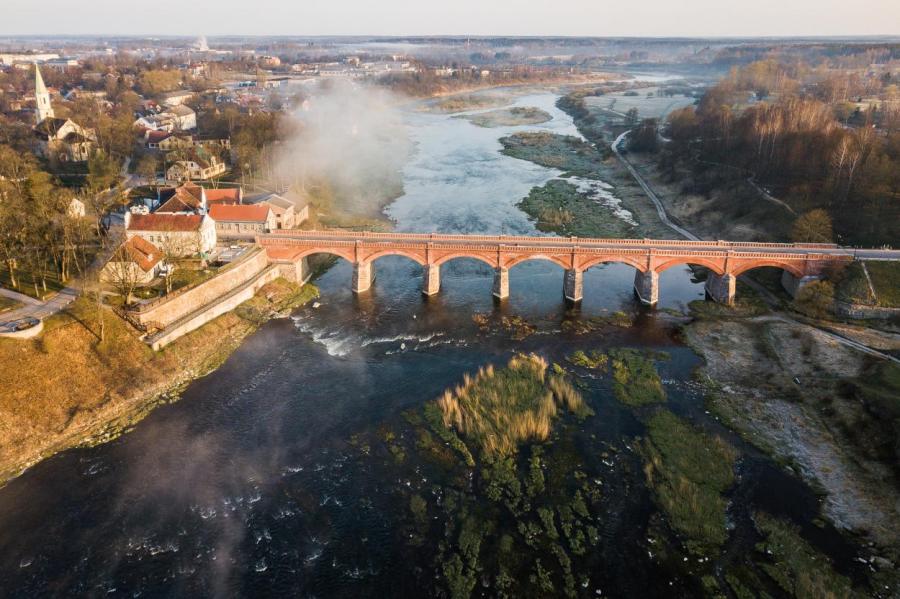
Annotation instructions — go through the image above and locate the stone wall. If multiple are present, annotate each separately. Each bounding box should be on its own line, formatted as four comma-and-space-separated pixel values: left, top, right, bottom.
834, 301, 900, 321
130, 247, 268, 329
148, 265, 281, 350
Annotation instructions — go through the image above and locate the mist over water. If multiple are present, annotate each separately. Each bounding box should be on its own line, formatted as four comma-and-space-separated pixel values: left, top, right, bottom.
0, 87, 723, 596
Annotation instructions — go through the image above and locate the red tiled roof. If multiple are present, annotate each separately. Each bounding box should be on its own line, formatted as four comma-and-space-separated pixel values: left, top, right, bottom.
121, 236, 162, 272
205, 188, 241, 203
128, 213, 204, 232
209, 204, 270, 223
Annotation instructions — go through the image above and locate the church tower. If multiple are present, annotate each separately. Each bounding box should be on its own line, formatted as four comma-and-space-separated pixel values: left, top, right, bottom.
34, 63, 54, 125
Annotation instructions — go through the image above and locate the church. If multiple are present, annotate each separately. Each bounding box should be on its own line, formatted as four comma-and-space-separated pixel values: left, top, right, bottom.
31, 63, 96, 163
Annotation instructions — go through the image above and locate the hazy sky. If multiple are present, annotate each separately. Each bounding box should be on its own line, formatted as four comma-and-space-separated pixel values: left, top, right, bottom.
4, 0, 899, 37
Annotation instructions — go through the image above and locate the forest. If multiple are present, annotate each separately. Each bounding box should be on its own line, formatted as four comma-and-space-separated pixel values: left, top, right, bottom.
661, 59, 899, 245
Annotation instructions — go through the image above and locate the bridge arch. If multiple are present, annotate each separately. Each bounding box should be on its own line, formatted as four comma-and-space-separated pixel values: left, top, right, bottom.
654, 257, 726, 276
282, 247, 356, 264
433, 253, 497, 269
580, 255, 647, 273
362, 248, 427, 266
729, 260, 805, 278
503, 254, 571, 271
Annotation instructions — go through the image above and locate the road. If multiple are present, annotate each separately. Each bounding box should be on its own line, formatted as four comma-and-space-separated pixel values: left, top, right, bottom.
266, 229, 900, 261
611, 130, 699, 240
607, 126, 900, 362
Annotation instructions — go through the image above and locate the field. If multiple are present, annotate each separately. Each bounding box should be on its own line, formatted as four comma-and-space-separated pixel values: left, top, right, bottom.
0, 278, 318, 486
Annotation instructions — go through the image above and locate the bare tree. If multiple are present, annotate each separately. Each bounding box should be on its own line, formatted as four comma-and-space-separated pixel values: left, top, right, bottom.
104, 240, 143, 305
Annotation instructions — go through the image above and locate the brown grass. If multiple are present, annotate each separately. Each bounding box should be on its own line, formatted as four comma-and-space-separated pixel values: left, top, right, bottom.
435, 354, 591, 458
0, 279, 316, 485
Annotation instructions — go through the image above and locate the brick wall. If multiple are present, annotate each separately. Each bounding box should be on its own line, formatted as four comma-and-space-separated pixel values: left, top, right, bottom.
130, 247, 268, 329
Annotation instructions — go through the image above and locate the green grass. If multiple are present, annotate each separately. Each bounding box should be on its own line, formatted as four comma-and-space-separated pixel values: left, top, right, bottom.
863, 261, 900, 308
844, 361, 900, 470
752, 512, 857, 599
499, 131, 607, 178
0, 296, 22, 313
608, 348, 667, 406
566, 349, 608, 370
517, 179, 637, 238
641, 410, 736, 554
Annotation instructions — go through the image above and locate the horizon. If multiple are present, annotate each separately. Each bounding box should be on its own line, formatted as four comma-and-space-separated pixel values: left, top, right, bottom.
4, 0, 899, 38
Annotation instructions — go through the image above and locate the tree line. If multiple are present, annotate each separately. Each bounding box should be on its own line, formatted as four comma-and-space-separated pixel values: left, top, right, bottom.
662, 61, 899, 245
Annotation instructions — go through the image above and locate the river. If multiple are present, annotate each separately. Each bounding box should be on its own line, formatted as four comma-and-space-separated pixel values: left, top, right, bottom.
0, 89, 865, 597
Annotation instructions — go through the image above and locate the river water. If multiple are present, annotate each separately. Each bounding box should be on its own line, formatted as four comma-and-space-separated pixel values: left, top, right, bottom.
0, 91, 864, 597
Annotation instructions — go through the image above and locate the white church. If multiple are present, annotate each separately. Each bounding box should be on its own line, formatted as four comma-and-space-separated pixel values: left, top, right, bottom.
31, 64, 97, 163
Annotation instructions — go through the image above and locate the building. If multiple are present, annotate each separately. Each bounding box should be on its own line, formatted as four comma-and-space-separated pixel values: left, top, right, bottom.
44, 58, 80, 72
33, 117, 96, 162
208, 204, 275, 238
32, 64, 96, 162
166, 149, 226, 182
155, 182, 207, 213
205, 187, 242, 206
160, 89, 194, 107
33, 63, 54, 124
125, 212, 216, 257
247, 192, 302, 229
134, 105, 196, 132
100, 236, 165, 285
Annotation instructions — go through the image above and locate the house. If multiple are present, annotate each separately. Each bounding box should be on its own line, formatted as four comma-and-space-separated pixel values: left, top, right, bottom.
274, 188, 311, 225
125, 212, 216, 257
247, 192, 299, 229
167, 105, 197, 130
155, 182, 207, 213
208, 204, 275, 238
166, 149, 226, 182
134, 105, 196, 132
44, 58, 80, 72
100, 236, 165, 285
205, 187, 242, 206
160, 89, 194, 107
64, 88, 107, 102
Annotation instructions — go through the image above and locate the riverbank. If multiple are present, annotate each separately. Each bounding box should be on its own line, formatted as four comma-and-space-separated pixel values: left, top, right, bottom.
500, 87, 900, 577
683, 314, 900, 554
0, 278, 318, 487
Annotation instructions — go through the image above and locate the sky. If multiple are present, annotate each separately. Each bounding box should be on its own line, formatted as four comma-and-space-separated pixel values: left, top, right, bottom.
3, 0, 899, 37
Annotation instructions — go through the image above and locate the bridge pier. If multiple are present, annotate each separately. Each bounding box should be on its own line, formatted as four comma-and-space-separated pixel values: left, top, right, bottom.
564, 269, 583, 304
781, 271, 820, 298
633, 270, 659, 306
352, 261, 373, 294
423, 264, 440, 296
705, 273, 737, 305
493, 267, 509, 300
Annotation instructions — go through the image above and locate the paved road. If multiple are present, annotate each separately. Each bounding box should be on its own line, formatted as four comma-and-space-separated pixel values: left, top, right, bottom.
0, 286, 78, 324
611, 130, 699, 240
607, 126, 900, 362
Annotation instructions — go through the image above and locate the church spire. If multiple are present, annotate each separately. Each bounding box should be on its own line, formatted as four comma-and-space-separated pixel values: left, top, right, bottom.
34, 63, 54, 125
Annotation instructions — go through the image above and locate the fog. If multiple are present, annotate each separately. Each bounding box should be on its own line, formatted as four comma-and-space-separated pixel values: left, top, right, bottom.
274, 81, 410, 216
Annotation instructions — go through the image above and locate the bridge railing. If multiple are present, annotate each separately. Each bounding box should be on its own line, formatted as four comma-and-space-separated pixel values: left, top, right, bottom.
258, 236, 848, 264
261, 230, 839, 251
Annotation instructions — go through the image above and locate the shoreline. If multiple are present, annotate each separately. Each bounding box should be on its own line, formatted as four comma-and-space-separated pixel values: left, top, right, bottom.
0, 279, 318, 488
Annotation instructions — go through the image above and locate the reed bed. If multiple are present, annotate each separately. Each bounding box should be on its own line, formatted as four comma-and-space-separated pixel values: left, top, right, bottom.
436, 353, 590, 458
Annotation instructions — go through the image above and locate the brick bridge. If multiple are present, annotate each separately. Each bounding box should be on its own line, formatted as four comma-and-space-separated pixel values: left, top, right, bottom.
258, 230, 857, 305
